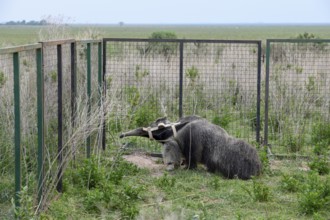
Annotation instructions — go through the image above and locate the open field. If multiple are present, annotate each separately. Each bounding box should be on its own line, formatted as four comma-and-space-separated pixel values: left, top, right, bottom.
1, 25, 330, 219
1, 24, 330, 46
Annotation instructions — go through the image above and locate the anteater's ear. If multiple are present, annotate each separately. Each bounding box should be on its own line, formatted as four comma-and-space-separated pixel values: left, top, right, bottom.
158, 122, 166, 129
155, 116, 167, 123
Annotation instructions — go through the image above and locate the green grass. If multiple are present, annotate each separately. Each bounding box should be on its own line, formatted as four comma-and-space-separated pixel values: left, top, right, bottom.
1, 24, 330, 46
31, 151, 329, 219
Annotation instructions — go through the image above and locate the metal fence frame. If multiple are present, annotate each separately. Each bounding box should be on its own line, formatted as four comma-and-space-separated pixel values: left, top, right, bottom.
103, 38, 262, 143
0, 43, 43, 208
0, 39, 103, 208
264, 39, 330, 150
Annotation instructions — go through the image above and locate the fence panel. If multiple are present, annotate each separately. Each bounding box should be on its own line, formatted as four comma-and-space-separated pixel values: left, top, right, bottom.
182, 40, 261, 142
265, 39, 330, 154
0, 44, 43, 209
41, 40, 75, 194
104, 38, 261, 152
76, 40, 103, 157
0, 39, 103, 214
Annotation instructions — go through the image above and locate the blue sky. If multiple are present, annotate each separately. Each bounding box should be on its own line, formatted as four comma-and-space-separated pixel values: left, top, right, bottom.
1, 0, 330, 24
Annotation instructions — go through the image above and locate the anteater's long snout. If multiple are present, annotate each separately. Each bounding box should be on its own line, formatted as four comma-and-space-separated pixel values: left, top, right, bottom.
119, 127, 146, 139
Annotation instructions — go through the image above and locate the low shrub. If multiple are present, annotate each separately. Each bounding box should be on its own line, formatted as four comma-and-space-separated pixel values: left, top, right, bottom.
312, 121, 330, 146
298, 172, 330, 215
243, 178, 271, 202
155, 173, 176, 192
308, 156, 329, 175
280, 173, 303, 192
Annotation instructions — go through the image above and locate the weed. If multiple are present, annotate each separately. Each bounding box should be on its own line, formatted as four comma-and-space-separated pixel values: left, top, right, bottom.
280, 173, 303, 192
155, 173, 176, 192
0, 178, 12, 204
125, 86, 140, 108
313, 141, 329, 156
305, 76, 316, 92
312, 121, 330, 146
107, 115, 123, 133
59, 156, 143, 219
208, 176, 221, 190
76, 157, 105, 189
83, 188, 105, 213
185, 66, 199, 83
133, 99, 160, 128
295, 66, 303, 74
212, 107, 232, 129
308, 156, 329, 175
49, 70, 57, 83
12, 186, 35, 219
243, 178, 271, 202
284, 133, 303, 153
22, 59, 28, 67
258, 146, 271, 175
107, 157, 140, 185
298, 172, 330, 215
0, 71, 6, 87
135, 64, 149, 81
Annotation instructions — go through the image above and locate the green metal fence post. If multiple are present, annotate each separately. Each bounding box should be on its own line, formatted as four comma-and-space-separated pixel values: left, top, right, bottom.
98, 42, 102, 103
179, 41, 183, 118
264, 40, 270, 147
86, 43, 91, 158
36, 48, 44, 203
97, 42, 103, 149
256, 41, 262, 144
13, 52, 21, 208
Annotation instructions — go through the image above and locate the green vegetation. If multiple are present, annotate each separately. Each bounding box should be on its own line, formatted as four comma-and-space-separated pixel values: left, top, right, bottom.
1, 24, 330, 46
298, 172, 330, 215
4, 151, 329, 219
243, 178, 271, 202
1, 25, 330, 219
0, 71, 6, 87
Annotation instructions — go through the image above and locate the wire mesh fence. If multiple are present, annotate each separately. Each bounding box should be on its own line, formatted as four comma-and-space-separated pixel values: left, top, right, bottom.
265, 39, 330, 154
0, 44, 43, 210
0, 52, 15, 176
104, 39, 262, 152
0, 40, 103, 212
182, 41, 261, 142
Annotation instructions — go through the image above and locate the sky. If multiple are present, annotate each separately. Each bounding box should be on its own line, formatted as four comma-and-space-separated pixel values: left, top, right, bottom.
1, 0, 330, 24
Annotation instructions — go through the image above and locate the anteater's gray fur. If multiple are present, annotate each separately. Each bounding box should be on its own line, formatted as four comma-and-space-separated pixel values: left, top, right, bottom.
120, 115, 262, 180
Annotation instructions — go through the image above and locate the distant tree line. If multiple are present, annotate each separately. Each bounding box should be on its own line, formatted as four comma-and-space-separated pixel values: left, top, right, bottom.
1, 19, 48, 25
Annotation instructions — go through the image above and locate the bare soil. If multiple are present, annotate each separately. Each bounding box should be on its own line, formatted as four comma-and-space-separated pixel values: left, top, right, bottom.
123, 152, 165, 176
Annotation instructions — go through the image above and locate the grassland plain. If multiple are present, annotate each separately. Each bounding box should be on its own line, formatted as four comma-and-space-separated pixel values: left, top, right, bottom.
1, 24, 330, 219
1, 24, 330, 46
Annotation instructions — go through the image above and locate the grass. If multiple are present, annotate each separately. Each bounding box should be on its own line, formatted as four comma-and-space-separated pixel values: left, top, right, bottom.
27, 150, 329, 219
1, 24, 330, 46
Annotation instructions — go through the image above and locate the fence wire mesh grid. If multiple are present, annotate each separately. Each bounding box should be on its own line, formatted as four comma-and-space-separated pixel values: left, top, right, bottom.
0, 40, 104, 211
265, 39, 330, 154
104, 39, 261, 152
0, 53, 15, 174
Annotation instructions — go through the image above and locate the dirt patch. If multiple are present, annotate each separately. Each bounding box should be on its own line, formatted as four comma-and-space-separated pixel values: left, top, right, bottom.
123, 152, 165, 176
270, 159, 311, 172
